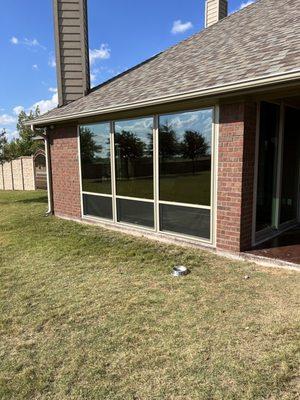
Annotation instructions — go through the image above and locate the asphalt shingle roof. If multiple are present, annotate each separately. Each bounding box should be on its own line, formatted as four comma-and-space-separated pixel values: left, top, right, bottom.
32, 0, 300, 126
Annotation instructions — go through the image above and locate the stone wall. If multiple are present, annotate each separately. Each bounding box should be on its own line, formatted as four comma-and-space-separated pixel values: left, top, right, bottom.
0, 157, 36, 191
22, 157, 36, 190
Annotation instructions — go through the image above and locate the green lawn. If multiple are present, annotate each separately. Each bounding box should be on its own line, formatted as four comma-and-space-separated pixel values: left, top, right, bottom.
0, 191, 299, 400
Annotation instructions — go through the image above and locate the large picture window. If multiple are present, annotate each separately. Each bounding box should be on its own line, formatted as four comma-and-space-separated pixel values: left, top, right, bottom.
79, 107, 214, 241
114, 117, 154, 228
114, 117, 154, 199
159, 109, 213, 206
80, 123, 111, 195
80, 123, 113, 220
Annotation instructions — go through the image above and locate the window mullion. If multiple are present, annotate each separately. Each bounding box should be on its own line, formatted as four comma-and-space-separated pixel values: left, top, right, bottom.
154, 115, 160, 232
110, 121, 117, 223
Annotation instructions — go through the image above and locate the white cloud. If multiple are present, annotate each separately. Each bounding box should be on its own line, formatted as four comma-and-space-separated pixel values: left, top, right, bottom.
48, 53, 56, 68
90, 71, 98, 84
89, 44, 111, 65
90, 67, 102, 84
10, 36, 19, 44
171, 20, 193, 34
48, 87, 57, 93
10, 36, 46, 50
32, 64, 39, 70
230, 0, 256, 14
23, 38, 46, 50
115, 118, 153, 138
0, 114, 16, 125
25, 38, 38, 46
240, 0, 255, 9
240, 0, 255, 10
0, 92, 58, 142
30, 92, 58, 115
90, 66, 124, 87
13, 106, 24, 115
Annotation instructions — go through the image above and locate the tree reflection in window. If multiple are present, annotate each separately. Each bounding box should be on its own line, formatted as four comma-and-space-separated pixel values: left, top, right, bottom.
80, 127, 103, 163
114, 117, 154, 200
114, 131, 146, 179
159, 109, 213, 206
80, 123, 111, 194
181, 130, 209, 174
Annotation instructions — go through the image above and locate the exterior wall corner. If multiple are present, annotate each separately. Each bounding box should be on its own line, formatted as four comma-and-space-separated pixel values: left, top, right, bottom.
216, 101, 257, 253
50, 125, 82, 219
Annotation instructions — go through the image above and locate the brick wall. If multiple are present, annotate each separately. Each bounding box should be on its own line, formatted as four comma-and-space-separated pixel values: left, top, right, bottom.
48, 105, 257, 252
50, 125, 81, 219
217, 102, 257, 252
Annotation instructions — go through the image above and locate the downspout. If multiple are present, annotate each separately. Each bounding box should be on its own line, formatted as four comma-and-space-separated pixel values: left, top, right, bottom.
31, 125, 54, 216
44, 128, 54, 216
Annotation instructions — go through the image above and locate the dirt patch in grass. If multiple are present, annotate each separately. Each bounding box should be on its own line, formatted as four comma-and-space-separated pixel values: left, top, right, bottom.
0, 191, 299, 399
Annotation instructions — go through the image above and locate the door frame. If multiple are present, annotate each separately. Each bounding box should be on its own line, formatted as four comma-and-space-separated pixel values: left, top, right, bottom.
252, 101, 300, 247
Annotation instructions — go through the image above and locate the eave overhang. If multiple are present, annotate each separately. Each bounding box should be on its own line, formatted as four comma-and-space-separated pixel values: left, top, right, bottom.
27, 69, 300, 128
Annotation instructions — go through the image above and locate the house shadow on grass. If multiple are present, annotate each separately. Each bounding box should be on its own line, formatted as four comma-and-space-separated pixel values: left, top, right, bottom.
16, 193, 48, 204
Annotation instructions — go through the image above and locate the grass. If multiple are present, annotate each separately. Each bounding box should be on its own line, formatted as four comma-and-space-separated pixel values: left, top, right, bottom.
0, 190, 299, 400
83, 171, 211, 205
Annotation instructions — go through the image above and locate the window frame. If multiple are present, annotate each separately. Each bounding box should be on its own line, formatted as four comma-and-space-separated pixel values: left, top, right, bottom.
77, 105, 218, 244
79, 122, 112, 196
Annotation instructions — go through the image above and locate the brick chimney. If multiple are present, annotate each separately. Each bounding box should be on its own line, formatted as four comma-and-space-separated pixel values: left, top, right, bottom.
205, 0, 228, 28
53, 0, 90, 107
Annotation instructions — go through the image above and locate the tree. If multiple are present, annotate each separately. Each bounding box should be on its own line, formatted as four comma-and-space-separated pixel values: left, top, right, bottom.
80, 127, 102, 163
0, 107, 44, 161
181, 130, 209, 174
15, 106, 43, 156
3, 139, 20, 161
0, 129, 9, 164
114, 130, 145, 178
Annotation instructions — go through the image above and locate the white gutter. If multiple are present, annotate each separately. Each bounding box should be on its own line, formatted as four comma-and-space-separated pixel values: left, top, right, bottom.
44, 131, 53, 216
30, 69, 300, 126
31, 126, 53, 215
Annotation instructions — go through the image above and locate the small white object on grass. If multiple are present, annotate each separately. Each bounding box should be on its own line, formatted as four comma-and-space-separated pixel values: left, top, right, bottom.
172, 266, 190, 277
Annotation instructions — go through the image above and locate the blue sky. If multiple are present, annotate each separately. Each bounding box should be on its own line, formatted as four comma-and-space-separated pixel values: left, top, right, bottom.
0, 0, 254, 140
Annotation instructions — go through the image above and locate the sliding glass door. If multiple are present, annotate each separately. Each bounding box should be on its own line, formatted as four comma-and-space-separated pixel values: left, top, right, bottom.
255, 102, 280, 232
79, 107, 215, 242
280, 107, 300, 225
255, 102, 300, 240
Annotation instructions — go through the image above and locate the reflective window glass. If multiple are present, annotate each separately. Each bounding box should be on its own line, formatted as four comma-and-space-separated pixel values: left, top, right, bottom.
159, 109, 213, 205
115, 117, 154, 199
80, 123, 111, 194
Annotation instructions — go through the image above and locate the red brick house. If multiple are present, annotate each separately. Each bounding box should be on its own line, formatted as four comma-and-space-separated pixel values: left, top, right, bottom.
30, 0, 300, 264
